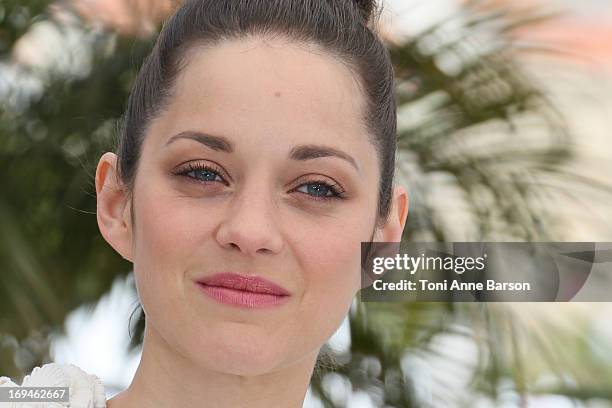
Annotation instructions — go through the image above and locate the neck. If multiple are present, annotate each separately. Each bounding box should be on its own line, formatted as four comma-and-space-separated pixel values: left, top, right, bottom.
107, 326, 318, 408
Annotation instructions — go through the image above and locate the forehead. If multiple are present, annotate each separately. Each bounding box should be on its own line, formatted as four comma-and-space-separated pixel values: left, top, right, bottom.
147, 35, 371, 157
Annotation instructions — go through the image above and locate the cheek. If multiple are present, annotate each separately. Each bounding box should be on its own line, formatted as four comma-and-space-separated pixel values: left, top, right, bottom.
293, 206, 373, 336
133, 181, 221, 265
304, 228, 362, 294
131, 183, 220, 314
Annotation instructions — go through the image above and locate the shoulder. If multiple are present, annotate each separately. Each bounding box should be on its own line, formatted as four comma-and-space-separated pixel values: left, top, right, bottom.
0, 363, 106, 407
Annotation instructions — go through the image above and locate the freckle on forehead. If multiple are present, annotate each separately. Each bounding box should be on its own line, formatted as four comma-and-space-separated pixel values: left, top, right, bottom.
274, 91, 281, 97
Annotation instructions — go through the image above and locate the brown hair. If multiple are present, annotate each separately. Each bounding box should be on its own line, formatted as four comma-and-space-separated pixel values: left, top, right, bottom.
115, 0, 397, 229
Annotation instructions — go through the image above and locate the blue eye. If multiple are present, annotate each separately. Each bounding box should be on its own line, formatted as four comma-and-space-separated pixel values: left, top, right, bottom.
177, 162, 227, 184
175, 162, 346, 201
190, 168, 222, 182
295, 182, 344, 200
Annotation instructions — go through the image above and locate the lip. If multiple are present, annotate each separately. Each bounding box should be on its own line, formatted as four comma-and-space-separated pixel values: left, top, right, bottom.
195, 272, 291, 309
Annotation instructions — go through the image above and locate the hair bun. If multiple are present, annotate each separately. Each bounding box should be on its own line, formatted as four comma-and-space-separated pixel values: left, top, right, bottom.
353, 0, 377, 23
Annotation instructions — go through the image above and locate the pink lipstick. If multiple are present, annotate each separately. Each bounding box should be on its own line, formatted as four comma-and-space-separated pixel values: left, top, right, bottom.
195, 272, 291, 309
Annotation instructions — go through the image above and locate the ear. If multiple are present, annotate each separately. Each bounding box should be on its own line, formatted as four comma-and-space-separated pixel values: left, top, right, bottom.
95, 152, 134, 262
374, 185, 409, 242
359, 186, 409, 291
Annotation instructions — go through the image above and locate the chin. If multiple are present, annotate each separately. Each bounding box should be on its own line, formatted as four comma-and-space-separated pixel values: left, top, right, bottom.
186, 325, 290, 376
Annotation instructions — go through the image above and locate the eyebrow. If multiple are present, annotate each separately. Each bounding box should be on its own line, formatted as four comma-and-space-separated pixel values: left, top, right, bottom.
164, 131, 360, 173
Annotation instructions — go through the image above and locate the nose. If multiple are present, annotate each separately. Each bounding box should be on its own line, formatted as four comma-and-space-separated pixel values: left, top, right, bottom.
215, 182, 284, 256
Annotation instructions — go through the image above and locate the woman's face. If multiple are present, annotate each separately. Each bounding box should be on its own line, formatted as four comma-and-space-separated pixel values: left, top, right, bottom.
98, 36, 405, 376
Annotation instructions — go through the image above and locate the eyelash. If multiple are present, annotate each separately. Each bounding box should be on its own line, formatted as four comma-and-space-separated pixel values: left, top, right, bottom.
174, 162, 347, 201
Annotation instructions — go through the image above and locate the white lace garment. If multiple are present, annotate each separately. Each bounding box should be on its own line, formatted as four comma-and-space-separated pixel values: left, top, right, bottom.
0, 363, 106, 408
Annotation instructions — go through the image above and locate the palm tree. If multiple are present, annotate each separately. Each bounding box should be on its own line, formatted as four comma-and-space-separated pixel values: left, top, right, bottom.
1, 0, 611, 406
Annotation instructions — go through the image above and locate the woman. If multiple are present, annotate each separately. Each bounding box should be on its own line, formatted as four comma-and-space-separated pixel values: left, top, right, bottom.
2, 0, 408, 406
